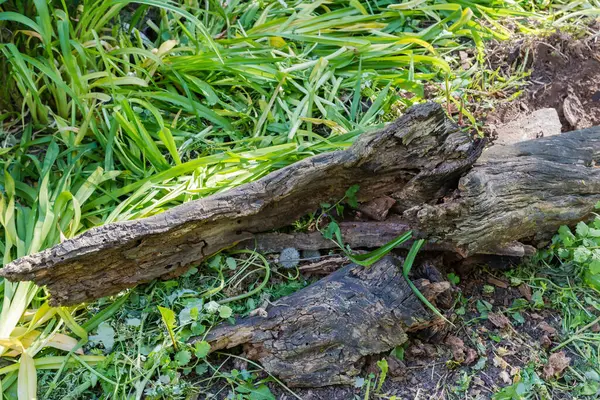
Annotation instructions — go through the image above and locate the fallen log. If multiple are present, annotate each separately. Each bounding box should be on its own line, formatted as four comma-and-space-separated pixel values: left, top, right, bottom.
0, 103, 478, 305
197, 256, 439, 387
2, 103, 600, 306
238, 218, 457, 253
406, 126, 600, 254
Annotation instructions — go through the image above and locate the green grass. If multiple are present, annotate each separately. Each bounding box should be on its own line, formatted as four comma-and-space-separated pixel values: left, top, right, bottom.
1, 0, 600, 398
486, 231, 600, 399
508, 216, 600, 398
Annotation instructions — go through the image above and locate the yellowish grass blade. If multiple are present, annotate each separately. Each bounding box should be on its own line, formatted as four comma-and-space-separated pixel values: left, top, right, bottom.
17, 352, 36, 400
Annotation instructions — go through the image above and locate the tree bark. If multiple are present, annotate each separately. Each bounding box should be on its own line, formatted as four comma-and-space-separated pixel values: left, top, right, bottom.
0, 103, 478, 305
2, 103, 600, 306
405, 126, 600, 255
197, 256, 438, 387
237, 217, 534, 257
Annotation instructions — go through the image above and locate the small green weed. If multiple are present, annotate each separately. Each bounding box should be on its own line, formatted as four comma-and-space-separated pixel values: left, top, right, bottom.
493, 364, 548, 400
318, 186, 452, 324
543, 215, 600, 291
496, 218, 600, 399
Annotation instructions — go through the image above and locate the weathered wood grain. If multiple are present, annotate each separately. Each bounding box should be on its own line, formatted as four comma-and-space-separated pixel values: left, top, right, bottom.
238, 217, 532, 256
405, 126, 600, 255
198, 256, 432, 387
5, 103, 600, 307
1, 103, 476, 305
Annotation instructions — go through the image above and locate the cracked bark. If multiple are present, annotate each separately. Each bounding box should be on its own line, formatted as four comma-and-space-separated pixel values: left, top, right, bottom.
1, 102, 478, 305
2, 103, 600, 307
237, 217, 534, 256
404, 126, 600, 255
196, 256, 435, 387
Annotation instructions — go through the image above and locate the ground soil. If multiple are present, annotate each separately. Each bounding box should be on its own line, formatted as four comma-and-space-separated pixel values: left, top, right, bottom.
485, 26, 600, 133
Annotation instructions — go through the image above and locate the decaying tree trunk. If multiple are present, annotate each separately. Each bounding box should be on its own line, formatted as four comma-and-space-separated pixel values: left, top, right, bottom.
197, 256, 435, 387
2, 103, 600, 308
405, 128, 600, 255
4, 101, 600, 387
0, 103, 479, 305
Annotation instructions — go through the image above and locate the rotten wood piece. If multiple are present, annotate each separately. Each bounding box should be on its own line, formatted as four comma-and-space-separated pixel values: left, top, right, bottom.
238, 217, 533, 256
197, 256, 431, 387
358, 195, 396, 221
1, 103, 477, 305
3, 103, 600, 306
405, 126, 600, 255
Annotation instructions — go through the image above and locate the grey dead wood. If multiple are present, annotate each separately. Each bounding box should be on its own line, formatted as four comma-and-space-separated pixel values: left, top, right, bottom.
237, 217, 532, 256
2, 102, 600, 306
196, 256, 433, 387
1, 102, 478, 305
404, 125, 600, 255
3, 102, 600, 387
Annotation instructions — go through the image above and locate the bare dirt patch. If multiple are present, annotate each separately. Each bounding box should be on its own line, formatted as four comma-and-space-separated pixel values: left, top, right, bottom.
485, 27, 600, 134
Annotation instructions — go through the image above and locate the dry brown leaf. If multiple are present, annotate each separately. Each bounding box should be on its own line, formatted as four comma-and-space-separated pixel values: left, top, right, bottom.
487, 277, 509, 289
445, 335, 466, 361
488, 312, 512, 329
465, 347, 478, 365
518, 284, 532, 301
542, 351, 571, 379
538, 321, 557, 337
